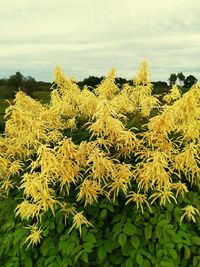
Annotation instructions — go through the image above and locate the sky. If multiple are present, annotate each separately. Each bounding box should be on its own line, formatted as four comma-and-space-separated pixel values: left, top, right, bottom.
0, 0, 200, 82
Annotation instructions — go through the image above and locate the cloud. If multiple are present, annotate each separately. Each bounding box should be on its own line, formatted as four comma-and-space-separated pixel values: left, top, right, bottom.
0, 0, 199, 81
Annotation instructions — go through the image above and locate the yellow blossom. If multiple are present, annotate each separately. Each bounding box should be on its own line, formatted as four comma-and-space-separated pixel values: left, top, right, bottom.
180, 205, 200, 225
68, 211, 93, 235
24, 224, 43, 248
126, 191, 151, 213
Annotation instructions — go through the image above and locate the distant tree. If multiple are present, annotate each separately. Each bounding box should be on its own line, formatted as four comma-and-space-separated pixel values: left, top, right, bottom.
115, 77, 128, 88
24, 76, 38, 95
177, 72, 185, 86
184, 75, 198, 88
6, 72, 39, 96
37, 81, 52, 91
152, 81, 169, 94
0, 78, 7, 86
7, 71, 24, 89
169, 73, 177, 86
78, 76, 104, 89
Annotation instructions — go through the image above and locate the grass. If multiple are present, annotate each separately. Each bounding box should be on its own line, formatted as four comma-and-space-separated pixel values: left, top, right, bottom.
32, 91, 51, 104
0, 98, 10, 114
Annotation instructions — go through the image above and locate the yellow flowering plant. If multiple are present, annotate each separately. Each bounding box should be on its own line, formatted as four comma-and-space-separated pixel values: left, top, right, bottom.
0, 60, 199, 252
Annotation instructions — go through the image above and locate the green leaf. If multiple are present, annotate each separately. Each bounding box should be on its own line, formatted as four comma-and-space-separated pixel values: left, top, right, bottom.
97, 246, 107, 261
144, 225, 152, 240
156, 226, 162, 239
103, 239, 113, 253
168, 249, 178, 259
148, 242, 154, 254
112, 228, 121, 240
56, 223, 64, 233
169, 233, 182, 244
125, 258, 133, 267
85, 232, 96, 243
49, 221, 55, 230
123, 223, 137, 236
43, 229, 49, 237
48, 262, 59, 267
193, 256, 199, 266
166, 211, 172, 222
164, 242, 174, 249
174, 207, 181, 218
122, 242, 131, 257
107, 204, 114, 212
74, 250, 84, 262
44, 256, 56, 266
36, 258, 45, 267
70, 245, 82, 256
191, 236, 200, 245
13, 228, 27, 245
83, 242, 94, 253
184, 246, 191, 259
160, 261, 175, 267
118, 233, 127, 247
112, 222, 123, 239
130, 235, 140, 248
157, 220, 169, 227
100, 209, 107, 219
112, 222, 123, 233
82, 253, 89, 263
24, 258, 33, 267
143, 259, 151, 267
59, 241, 75, 256
136, 252, 143, 265
156, 249, 164, 258
140, 249, 152, 260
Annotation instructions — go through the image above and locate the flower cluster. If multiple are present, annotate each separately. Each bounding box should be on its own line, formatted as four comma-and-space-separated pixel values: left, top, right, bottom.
0, 60, 199, 246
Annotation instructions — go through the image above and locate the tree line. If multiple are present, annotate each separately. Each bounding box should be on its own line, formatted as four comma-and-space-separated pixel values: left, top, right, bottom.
0, 71, 198, 98
169, 72, 198, 88
77, 72, 198, 94
0, 72, 51, 98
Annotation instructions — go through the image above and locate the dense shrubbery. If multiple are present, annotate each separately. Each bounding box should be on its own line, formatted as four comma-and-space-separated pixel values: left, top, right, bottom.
0, 60, 200, 266
1, 191, 200, 267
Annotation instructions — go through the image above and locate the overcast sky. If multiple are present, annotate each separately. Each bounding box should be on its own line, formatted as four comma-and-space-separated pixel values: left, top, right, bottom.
0, 0, 200, 82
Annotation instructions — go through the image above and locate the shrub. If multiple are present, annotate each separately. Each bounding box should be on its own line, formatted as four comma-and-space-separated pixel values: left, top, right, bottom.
0, 60, 200, 266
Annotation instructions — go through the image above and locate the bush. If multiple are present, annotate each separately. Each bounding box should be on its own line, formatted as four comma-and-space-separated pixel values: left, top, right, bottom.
1, 192, 200, 266
0, 60, 200, 266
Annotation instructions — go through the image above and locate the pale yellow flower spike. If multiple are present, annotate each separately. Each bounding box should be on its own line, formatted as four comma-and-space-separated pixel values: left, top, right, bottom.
68, 211, 93, 235
60, 202, 77, 226
77, 179, 105, 206
132, 59, 159, 117
126, 191, 152, 214
134, 59, 152, 87
163, 84, 181, 103
170, 182, 189, 198
149, 190, 177, 206
24, 224, 43, 248
180, 205, 200, 225
95, 68, 119, 100
108, 163, 133, 201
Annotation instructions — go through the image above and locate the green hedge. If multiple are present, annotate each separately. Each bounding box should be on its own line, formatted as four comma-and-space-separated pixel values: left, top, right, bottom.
1, 190, 200, 267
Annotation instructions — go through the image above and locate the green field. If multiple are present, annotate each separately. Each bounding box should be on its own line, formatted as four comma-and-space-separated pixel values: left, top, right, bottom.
0, 98, 10, 114
31, 90, 51, 104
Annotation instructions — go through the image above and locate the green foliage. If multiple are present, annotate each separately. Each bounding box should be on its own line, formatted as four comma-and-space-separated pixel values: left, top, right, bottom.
0, 98, 9, 113
0, 190, 200, 266
31, 91, 51, 104
0, 85, 15, 99
0, 65, 199, 265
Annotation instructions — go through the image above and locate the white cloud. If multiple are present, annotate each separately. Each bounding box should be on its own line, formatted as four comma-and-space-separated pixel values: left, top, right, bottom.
0, 0, 200, 81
